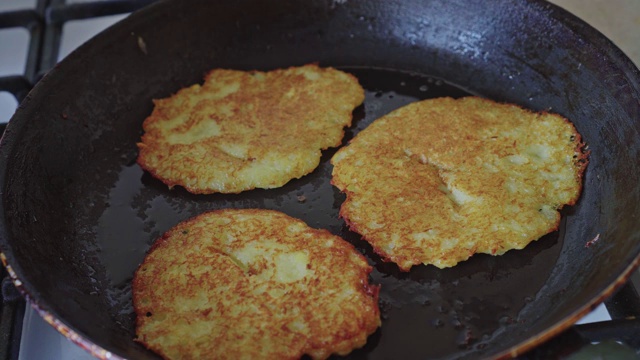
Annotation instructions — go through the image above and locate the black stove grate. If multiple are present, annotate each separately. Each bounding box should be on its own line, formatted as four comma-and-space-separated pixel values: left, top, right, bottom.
0, 1, 639, 359
0, 275, 23, 360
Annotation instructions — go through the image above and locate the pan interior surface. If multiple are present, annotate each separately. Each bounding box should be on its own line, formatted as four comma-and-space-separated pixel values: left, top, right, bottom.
95, 68, 567, 360
0, 0, 638, 359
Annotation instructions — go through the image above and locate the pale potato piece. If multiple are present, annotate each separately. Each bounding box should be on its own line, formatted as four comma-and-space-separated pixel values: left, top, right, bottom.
331, 96, 588, 270
133, 209, 380, 360
137, 64, 364, 194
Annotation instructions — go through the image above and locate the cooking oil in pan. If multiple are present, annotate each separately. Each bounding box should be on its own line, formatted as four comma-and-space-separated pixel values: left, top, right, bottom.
91, 68, 564, 358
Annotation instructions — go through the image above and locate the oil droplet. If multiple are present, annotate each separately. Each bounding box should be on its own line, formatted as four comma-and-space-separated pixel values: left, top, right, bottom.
456, 328, 476, 348
499, 315, 514, 325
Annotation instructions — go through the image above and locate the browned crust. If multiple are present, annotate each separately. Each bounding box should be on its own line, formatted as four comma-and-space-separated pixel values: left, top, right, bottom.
136, 64, 364, 194
331, 96, 590, 271
566, 130, 590, 206
132, 209, 380, 360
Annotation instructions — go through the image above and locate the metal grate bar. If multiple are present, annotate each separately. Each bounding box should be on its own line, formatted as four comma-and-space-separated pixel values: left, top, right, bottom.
46, 0, 157, 23
0, 11, 39, 30
0, 0, 47, 103
39, 0, 157, 81
0, 77, 31, 103
575, 318, 640, 349
605, 278, 640, 320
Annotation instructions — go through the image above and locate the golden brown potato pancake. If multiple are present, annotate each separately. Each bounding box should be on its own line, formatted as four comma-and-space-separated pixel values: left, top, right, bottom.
331, 96, 588, 270
133, 209, 380, 360
137, 64, 364, 194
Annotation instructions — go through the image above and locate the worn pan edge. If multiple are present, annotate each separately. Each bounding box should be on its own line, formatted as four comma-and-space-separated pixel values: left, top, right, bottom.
2, 241, 639, 360
0, 253, 121, 360
0, 1, 170, 359
497, 255, 640, 359
492, 0, 640, 356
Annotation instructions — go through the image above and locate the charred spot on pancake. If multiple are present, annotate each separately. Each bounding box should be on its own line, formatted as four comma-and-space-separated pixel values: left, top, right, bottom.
132, 209, 380, 360
331, 96, 588, 270
137, 64, 364, 194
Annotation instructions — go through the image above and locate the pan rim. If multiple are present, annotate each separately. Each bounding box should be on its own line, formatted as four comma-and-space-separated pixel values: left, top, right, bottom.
0, 252, 125, 359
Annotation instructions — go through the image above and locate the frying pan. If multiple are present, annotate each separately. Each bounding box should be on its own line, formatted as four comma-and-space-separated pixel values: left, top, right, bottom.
0, 0, 639, 359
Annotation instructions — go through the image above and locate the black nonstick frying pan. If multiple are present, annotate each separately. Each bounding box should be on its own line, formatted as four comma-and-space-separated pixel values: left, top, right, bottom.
0, 0, 639, 359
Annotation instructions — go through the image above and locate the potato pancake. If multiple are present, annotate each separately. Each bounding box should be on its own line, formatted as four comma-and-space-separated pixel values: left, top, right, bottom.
133, 209, 380, 360
331, 96, 588, 270
137, 64, 364, 194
